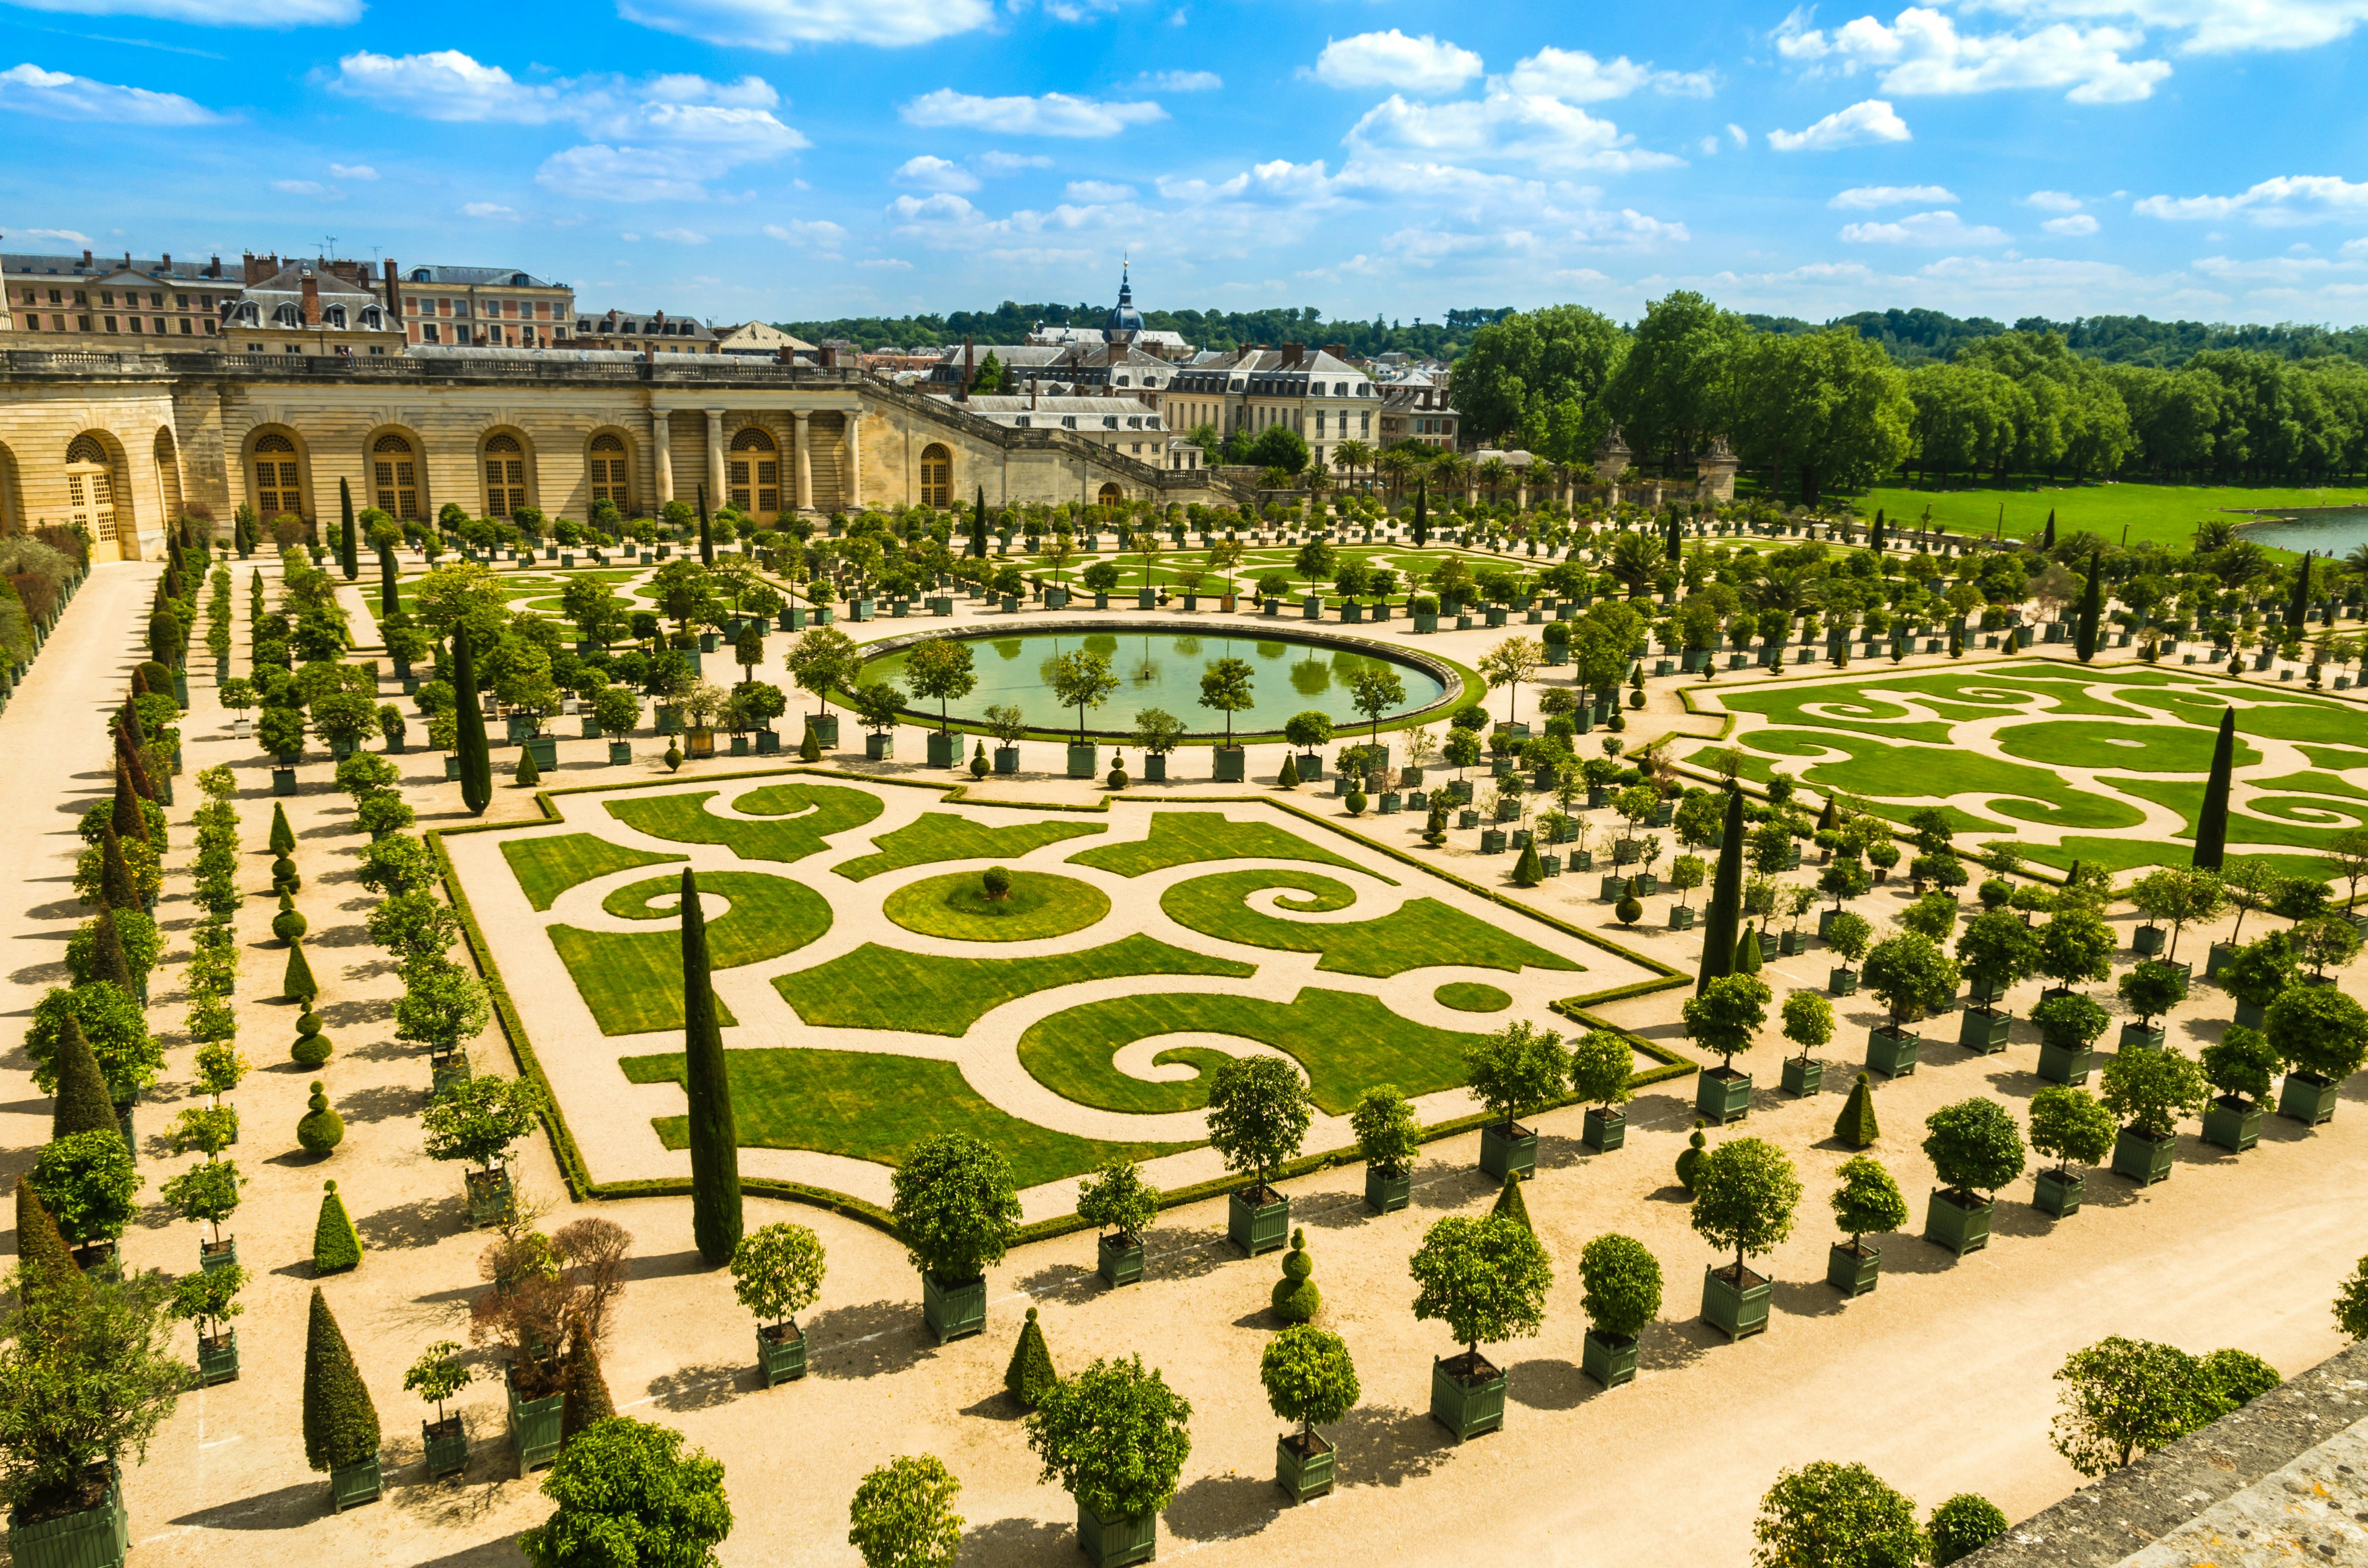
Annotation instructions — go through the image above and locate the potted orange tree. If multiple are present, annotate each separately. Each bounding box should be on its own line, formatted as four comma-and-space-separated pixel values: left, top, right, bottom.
2199, 1027, 2278, 1152
420, 1073, 541, 1228
404, 1341, 473, 1479
1824, 1155, 1907, 1297
1577, 1232, 1660, 1388
1076, 1159, 1160, 1287
1954, 910, 2040, 1054
1686, 973, 1769, 1124
1349, 1086, 1419, 1213
1026, 1355, 1192, 1568
2027, 1085, 2116, 1217
1861, 932, 1959, 1078
1207, 1056, 1312, 1257
1410, 1212, 1551, 1440
1570, 1028, 1635, 1152
1780, 991, 1834, 1098
1691, 1136, 1799, 1341
1920, 1099, 2025, 1257
2266, 983, 2368, 1128
1464, 1020, 1567, 1181
731, 1221, 826, 1386
1261, 1326, 1358, 1503
2032, 990, 2110, 1085
2100, 1046, 2208, 1185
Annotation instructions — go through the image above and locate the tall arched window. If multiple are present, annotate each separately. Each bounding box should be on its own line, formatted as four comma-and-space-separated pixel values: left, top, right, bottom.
372, 433, 419, 520
252, 432, 301, 519
728, 426, 779, 514
919, 443, 952, 508
64, 433, 117, 543
484, 433, 526, 518
588, 433, 629, 511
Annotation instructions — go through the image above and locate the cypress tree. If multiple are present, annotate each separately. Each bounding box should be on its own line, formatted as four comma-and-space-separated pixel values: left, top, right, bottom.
15, 1176, 87, 1303
99, 824, 139, 911
697, 485, 714, 567
88, 906, 137, 996
453, 622, 493, 816
1004, 1306, 1058, 1408
112, 758, 147, 843
1869, 510, 1885, 552
2043, 509, 2056, 550
339, 477, 359, 581
302, 1287, 380, 1473
1697, 788, 1745, 995
1411, 479, 1428, 548
2288, 552, 2313, 636
559, 1325, 616, 1443
52, 1016, 119, 1141
973, 485, 989, 558
313, 1180, 362, 1273
1489, 1169, 1533, 1232
269, 800, 297, 857
284, 938, 319, 1004
2074, 551, 2102, 663
680, 868, 742, 1264
1834, 1072, 1880, 1148
378, 541, 398, 621
1663, 513, 1680, 563
2193, 707, 2236, 870
1816, 794, 1837, 832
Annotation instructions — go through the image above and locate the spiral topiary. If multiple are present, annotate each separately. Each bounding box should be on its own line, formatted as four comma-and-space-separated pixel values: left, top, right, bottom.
970, 741, 989, 779
271, 892, 307, 944
1271, 1227, 1320, 1323
1106, 762, 1129, 790
291, 1010, 332, 1068
271, 853, 301, 896
1616, 877, 1643, 927
1675, 1121, 1708, 1193
297, 1080, 344, 1155
664, 741, 684, 773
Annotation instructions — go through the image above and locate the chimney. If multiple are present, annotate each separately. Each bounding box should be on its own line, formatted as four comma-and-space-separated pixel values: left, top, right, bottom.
383, 256, 402, 318
819, 345, 838, 369
1323, 343, 1345, 361
962, 337, 974, 400
161, 253, 172, 272
776, 345, 797, 365
300, 269, 320, 324
1281, 342, 1304, 368
208, 255, 221, 278
81, 250, 92, 269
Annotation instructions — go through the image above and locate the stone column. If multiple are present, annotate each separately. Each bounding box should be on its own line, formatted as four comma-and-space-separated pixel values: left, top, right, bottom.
844, 411, 862, 510
704, 407, 727, 512
792, 411, 812, 511
651, 407, 675, 504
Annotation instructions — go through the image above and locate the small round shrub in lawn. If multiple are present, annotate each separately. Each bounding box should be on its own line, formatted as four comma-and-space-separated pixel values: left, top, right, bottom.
883, 869, 1110, 943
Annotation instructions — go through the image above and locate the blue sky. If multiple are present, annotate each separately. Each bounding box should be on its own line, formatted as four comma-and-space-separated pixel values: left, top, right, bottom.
5, 0, 2368, 328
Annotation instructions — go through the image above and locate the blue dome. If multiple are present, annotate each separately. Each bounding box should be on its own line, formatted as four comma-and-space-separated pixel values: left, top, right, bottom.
1103, 265, 1142, 343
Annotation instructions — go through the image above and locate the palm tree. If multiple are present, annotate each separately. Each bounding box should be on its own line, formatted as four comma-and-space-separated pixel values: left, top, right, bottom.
1431, 450, 1471, 503
2344, 541, 2368, 581
1477, 456, 1511, 508
1333, 439, 1373, 497
1377, 447, 1419, 503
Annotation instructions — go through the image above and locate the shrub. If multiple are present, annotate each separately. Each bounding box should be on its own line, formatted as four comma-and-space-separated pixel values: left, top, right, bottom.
1833, 1073, 1880, 1148
1024, 1355, 1193, 1520
1577, 1234, 1662, 1341
1863, 932, 1960, 1029
1753, 1462, 1927, 1568
29, 1128, 142, 1246
1829, 1156, 1909, 1248
519, 1417, 733, 1568
2333, 1256, 2368, 1342
1462, 1019, 1568, 1132
2050, 1337, 2223, 1476
1270, 1228, 1320, 1322
2265, 984, 2368, 1082
421, 1073, 543, 1173
160, 1158, 244, 1246
1921, 1099, 2026, 1202
847, 1455, 962, 1568
1003, 1307, 1058, 1408
1410, 1213, 1552, 1358
1075, 1160, 1159, 1245
271, 894, 309, 944
1781, 991, 1834, 1061
282, 939, 318, 1005
1675, 1123, 1708, 1190
290, 1011, 332, 1068
2100, 1047, 2209, 1139
297, 1080, 344, 1154
889, 1134, 1020, 1283
1260, 1325, 1359, 1440
2201, 1348, 2280, 1408
1204, 1055, 1313, 1195
980, 865, 1011, 900
25, 982, 158, 1101
1348, 1084, 1421, 1175
729, 1222, 826, 1335
302, 1287, 379, 1473
0, 1257, 185, 1520
1690, 1137, 1801, 1277
1568, 1029, 1635, 1112
2031, 991, 2110, 1048
313, 1179, 362, 1274
1928, 1494, 2008, 1566
2117, 961, 2189, 1029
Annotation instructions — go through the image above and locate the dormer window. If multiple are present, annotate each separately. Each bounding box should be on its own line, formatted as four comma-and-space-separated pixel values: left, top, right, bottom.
511, 273, 531, 286
323, 305, 348, 329
271, 303, 301, 327
360, 306, 383, 330
411, 268, 431, 283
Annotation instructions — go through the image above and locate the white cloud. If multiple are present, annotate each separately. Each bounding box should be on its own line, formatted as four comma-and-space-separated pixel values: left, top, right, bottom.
1840, 209, 2010, 244
900, 89, 1164, 138
271, 178, 333, 196
1312, 30, 1483, 93
1767, 98, 1910, 150
327, 162, 378, 180
616, 0, 993, 51
974, 151, 1053, 174
1065, 179, 1136, 201
2345, 237, 2368, 258
654, 227, 708, 243
1349, 91, 1683, 172
1137, 69, 1220, 91
14, 226, 92, 245
1, 0, 355, 25
2042, 213, 2100, 235
1778, 8, 2170, 102
1727, 121, 1747, 145
459, 201, 518, 219
2026, 189, 2083, 211
1502, 46, 1713, 101
537, 146, 709, 203
894, 154, 979, 192
1830, 183, 1957, 208
1977, 0, 2368, 56
0, 62, 221, 124
2135, 175, 2368, 226
857, 257, 912, 269
763, 219, 844, 248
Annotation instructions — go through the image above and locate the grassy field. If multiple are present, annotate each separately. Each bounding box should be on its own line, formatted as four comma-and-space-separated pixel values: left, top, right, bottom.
606, 783, 883, 863
501, 833, 686, 911
774, 932, 1255, 1036
1158, 867, 1580, 978
882, 869, 1111, 942
620, 1047, 1191, 1186
1859, 481, 2368, 553
550, 871, 833, 1035
1065, 810, 1375, 879
836, 812, 1105, 880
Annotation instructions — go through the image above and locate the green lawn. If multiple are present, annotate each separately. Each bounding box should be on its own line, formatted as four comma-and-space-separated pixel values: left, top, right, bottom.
1698, 728, 2149, 831
1860, 480, 2368, 552
606, 783, 884, 863
1067, 810, 1380, 879
619, 1048, 1191, 1186
836, 812, 1105, 881
1991, 721, 2262, 774
501, 833, 686, 911
1159, 868, 1581, 978
551, 871, 833, 1035
883, 870, 1111, 942
774, 932, 1256, 1036
1015, 988, 1496, 1116
1435, 982, 1512, 1012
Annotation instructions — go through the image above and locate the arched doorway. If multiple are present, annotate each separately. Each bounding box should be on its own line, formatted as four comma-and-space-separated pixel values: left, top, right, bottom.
588, 432, 630, 513
371, 432, 420, 520
64, 433, 123, 557
483, 432, 529, 518
252, 431, 304, 522
729, 426, 779, 519
1097, 482, 1125, 508
919, 443, 952, 508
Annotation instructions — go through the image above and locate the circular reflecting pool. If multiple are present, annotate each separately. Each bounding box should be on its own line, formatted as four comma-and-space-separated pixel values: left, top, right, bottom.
862, 628, 1452, 736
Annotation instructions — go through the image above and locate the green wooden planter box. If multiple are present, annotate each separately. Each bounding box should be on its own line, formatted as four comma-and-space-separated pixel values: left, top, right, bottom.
432, 1052, 474, 1099
1924, 1189, 1992, 1256
804, 713, 839, 746
1096, 1234, 1145, 1287
2035, 1038, 2092, 1085
607, 740, 632, 765
195, 1328, 239, 1386
1866, 1026, 1920, 1078
1275, 1434, 1335, 1503
2203, 1096, 2262, 1152
200, 1236, 238, 1273
1779, 930, 1808, 957
2033, 1168, 2082, 1217
1581, 1329, 1638, 1388
2232, 999, 2268, 1031
1826, 1242, 1880, 1297
1666, 903, 1695, 930
2132, 924, 2165, 956
1829, 966, 1858, 996
466, 1167, 513, 1228
1695, 1067, 1751, 1124
423, 1417, 468, 1479
1430, 1355, 1506, 1441
1067, 743, 1098, 779
758, 1323, 808, 1385
1582, 1106, 1625, 1152
2279, 1071, 2338, 1126
8, 1469, 127, 1568
330, 1455, 382, 1512
864, 733, 893, 761
2205, 941, 2237, 979
922, 1270, 988, 1344
1213, 746, 1245, 782
1701, 1265, 1771, 1341
2112, 1126, 2176, 1185
1478, 1121, 1537, 1181
1228, 1187, 1289, 1256
1075, 1501, 1157, 1568
2118, 1023, 2166, 1051
1364, 1167, 1411, 1213
994, 746, 1020, 775
272, 767, 297, 796
1780, 1056, 1823, 1097
1959, 1007, 2011, 1053
508, 1374, 563, 1473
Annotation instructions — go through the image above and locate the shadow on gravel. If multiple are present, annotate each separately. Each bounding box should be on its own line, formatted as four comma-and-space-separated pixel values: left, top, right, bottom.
960, 1515, 1076, 1567
338, 1082, 423, 1126
643, 1359, 751, 1413
1504, 1356, 1594, 1411
1325, 1401, 1450, 1489
803, 1298, 936, 1380
356, 1193, 469, 1251
169, 1478, 324, 1532
1013, 1258, 1101, 1305
1164, 1471, 1283, 1542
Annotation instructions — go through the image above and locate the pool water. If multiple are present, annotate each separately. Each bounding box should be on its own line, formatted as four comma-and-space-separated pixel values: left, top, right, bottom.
2237, 508, 2368, 557
862, 629, 1451, 737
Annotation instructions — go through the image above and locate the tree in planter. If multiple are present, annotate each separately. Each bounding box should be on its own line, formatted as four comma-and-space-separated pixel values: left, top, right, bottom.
2129, 866, 2226, 963
406, 1340, 473, 1433
171, 1261, 245, 1354
1075, 1160, 1160, 1254
2050, 1337, 2225, 1475
2293, 912, 2363, 979
1047, 650, 1119, 744
1260, 1325, 1359, 1460
1825, 910, 1874, 972
1782, 991, 1833, 1069
2118, 961, 2189, 1036
0, 1253, 186, 1528
1024, 1355, 1193, 1533
1347, 664, 1406, 755
2336, 1256, 2368, 1342
730, 1221, 826, 1350
1461, 1019, 1567, 1143
393, 956, 492, 1054
30, 1127, 142, 1251
470, 1216, 633, 1402
1197, 657, 1256, 746
2037, 907, 2116, 995
2100, 1046, 2209, 1144
2222, 931, 2297, 1020
159, 1157, 244, 1250
519, 1416, 733, 1568
1569, 1028, 1635, 1122
1922, 1099, 2026, 1206
1898, 890, 1960, 944
423, 1074, 544, 1186
1668, 852, 1707, 909
1577, 1232, 1661, 1357
1349, 1084, 1421, 1178
1410, 1212, 1552, 1368
2031, 990, 2109, 1054
1830, 1155, 1909, 1259
1204, 1055, 1314, 1204
2028, 1086, 2117, 1187
783, 625, 860, 725
1819, 857, 1871, 910
890, 1134, 1021, 1292
302, 1287, 380, 1481
1682, 973, 1770, 1073
2264, 984, 2368, 1104
2201, 1026, 2280, 1114
848, 1454, 963, 1568
849, 678, 907, 742
1956, 909, 2041, 1006
25, 982, 159, 1103
1753, 1462, 1928, 1568
1689, 1136, 1801, 1286
1862, 932, 1960, 1035
366, 889, 461, 970
1132, 708, 1184, 770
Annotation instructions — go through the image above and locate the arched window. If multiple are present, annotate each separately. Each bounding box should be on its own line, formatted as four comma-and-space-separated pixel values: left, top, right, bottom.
359, 306, 382, 330
372, 432, 419, 520
271, 303, 300, 327
252, 431, 301, 520
588, 432, 629, 510
1098, 482, 1124, 508
919, 443, 952, 508
64, 433, 116, 543
483, 432, 526, 518
729, 426, 779, 514
322, 305, 348, 329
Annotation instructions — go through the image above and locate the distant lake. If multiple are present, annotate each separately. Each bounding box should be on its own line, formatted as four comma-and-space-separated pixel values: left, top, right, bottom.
2237, 508, 2368, 556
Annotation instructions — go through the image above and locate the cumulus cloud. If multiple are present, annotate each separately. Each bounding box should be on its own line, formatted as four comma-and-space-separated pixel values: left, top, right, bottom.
1777, 7, 2171, 102
1502, 46, 1713, 101
1137, 69, 1220, 91
270, 178, 333, 196
2042, 213, 2100, 235
763, 219, 844, 248
14, 226, 92, 245
899, 88, 1165, 137
328, 162, 378, 180
459, 201, 518, 219
1065, 179, 1137, 201
1767, 98, 1910, 150
1312, 30, 1484, 93
1975, 0, 2368, 56
615, 0, 994, 51
1839, 209, 2010, 244
1, 0, 355, 25
1349, 90, 1684, 172
0, 61, 222, 124
1830, 183, 1957, 208
2135, 174, 2368, 226
894, 154, 979, 192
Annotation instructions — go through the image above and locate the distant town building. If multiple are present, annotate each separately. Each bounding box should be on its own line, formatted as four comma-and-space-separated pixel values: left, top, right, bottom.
958, 394, 1171, 464
219, 260, 403, 357
1377, 378, 1461, 450
927, 266, 1187, 399
394, 263, 571, 348
2, 247, 236, 343
713, 320, 817, 359
572, 308, 718, 354
1161, 343, 1378, 473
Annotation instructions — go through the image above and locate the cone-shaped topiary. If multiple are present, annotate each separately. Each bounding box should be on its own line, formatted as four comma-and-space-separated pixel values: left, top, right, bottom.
284, 938, 318, 1004
559, 1329, 615, 1445
302, 1287, 380, 1473
313, 1179, 362, 1273
269, 800, 297, 857
1735, 921, 1763, 975
89, 905, 138, 996
1616, 877, 1643, 926
51, 1016, 119, 1142
291, 1011, 333, 1068
514, 745, 541, 787
112, 759, 147, 843
1834, 1072, 1881, 1149
798, 727, 821, 762
1512, 839, 1543, 888
298, 1080, 345, 1154
1004, 1305, 1059, 1407
15, 1174, 87, 1306
1698, 789, 1746, 996
1676, 1122, 1708, 1192
272, 892, 308, 944
1276, 753, 1299, 789
99, 824, 139, 912
1490, 1170, 1534, 1233
680, 868, 742, 1265
1271, 1228, 1320, 1322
